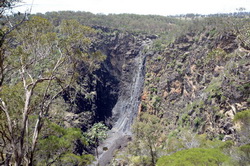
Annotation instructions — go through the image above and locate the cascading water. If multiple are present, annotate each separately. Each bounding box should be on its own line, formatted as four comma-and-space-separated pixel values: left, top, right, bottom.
95, 39, 152, 166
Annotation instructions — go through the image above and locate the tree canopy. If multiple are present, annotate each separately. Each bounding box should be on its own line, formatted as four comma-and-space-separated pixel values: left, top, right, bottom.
0, 16, 105, 165
156, 148, 229, 166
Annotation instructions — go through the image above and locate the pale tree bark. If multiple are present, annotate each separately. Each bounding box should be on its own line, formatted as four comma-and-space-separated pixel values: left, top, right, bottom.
0, 14, 28, 87
0, 51, 69, 165
0, 17, 100, 165
27, 47, 77, 166
0, 97, 16, 165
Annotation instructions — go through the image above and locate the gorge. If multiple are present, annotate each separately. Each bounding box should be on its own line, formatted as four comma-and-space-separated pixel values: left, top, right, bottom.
96, 37, 152, 166
64, 21, 249, 165
0, 10, 249, 166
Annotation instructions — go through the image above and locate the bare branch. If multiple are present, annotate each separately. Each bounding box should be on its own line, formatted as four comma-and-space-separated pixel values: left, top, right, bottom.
0, 99, 12, 135
26, 77, 55, 90
27, 73, 34, 83
0, 13, 28, 46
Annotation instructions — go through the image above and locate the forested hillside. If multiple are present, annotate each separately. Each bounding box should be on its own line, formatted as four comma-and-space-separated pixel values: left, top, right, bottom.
0, 1, 250, 165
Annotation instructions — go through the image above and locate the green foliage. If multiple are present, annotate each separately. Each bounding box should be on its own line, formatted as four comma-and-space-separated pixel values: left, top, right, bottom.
194, 117, 201, 128
239, 144, 250, 158
197, 135, 226, 149
43, 11, 185, 34
205, 78, 223, 103
229, 144, 250, 165
0, 82, 24, 114
146, 72, 152, 78
141, 101, 148, 111
152, 95, 161, 108
234, 109, 250, 123
165, 135, 184, 154
126, 113, 167, 165
156, 148, 229, 166
166, 131, 233, 155
237, 82, 250, 97
185, 100, 205, 113
84, 122, 108, 158
37, 122, 93, 165
0, 15, 104, 165
179, 113, 190, 126
219, 140, 234, 150
156, 77, 161, 82
60, 153, 95, 166
168, 129, 179, 138
85, 122, 108, 145
129, 155, 151, 166
206, 48, 227, 65
153, 39, 165, 51
235, 19, 250, 49
233, 109, 250, 144
205, 79, 222, 94
150, 87, 158, 93
2, 9, 250, 166
209, 28, 217, 37
113, 113, 167, 165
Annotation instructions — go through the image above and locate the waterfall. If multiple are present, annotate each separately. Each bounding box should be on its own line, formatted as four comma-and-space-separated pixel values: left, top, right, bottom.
112, 42, 147, 134
95, 39, 152, 166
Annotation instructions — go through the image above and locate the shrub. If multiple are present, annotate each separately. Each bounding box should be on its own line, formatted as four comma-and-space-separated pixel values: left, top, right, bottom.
234, 109, 250, 145
156, 148, 228, 166
239, 143, 250, 158
194, 117, 201, 128
234, 109, 250, 123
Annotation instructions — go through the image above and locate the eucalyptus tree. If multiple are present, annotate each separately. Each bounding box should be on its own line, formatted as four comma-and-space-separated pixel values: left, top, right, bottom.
127, 113, 167, 166
85, 122, 108, 158
0, 16, 105, 165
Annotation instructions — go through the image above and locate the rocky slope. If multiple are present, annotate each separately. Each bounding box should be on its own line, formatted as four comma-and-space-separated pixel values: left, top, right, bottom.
59, 22, 249, 164
142, 30, 250, 142
60, 27, 154, 157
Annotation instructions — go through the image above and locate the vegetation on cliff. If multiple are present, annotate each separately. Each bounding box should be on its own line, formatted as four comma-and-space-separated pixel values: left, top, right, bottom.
156, 148, 229, 166
0, 4, 106, 165
0, 2, 250, 165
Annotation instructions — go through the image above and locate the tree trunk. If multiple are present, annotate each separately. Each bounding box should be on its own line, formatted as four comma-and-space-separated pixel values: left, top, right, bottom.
95, 147, 99, 159
95, 138, 99, 159
29, 114, 43, 166
148, 140, 155, 166
4, 153, 11, 166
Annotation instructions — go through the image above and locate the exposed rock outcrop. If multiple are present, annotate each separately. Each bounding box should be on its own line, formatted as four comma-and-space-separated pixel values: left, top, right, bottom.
63, 28, 152, 130
94, 29, 153, 166
61, 28, 153, 164
143, 31, 249, 141
62, 26, 249, 164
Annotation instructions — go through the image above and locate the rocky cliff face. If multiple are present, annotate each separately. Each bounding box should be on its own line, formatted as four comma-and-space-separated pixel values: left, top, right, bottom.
142, 30, 249, 142
62, 25, 249, 164
60, 29, 154, 164
62, 27, 153, 132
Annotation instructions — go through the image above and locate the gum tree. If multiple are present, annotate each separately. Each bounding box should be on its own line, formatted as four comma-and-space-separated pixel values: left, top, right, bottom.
0, 16, 105, 165
0, 0, 28, 87
85, 122, 108, 159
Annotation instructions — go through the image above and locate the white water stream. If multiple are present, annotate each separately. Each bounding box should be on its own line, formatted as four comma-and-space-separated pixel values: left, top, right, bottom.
95, 40, 151, 166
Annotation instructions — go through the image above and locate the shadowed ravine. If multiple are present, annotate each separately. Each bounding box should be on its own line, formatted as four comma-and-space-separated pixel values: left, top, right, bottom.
95, 40, 152, 166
